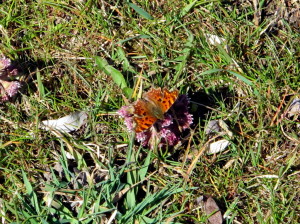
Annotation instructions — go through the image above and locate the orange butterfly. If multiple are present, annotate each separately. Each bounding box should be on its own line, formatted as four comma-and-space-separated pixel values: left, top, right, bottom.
133, 87, 179, 132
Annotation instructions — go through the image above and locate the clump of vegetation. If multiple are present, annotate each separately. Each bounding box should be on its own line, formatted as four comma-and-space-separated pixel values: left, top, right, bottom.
0, 0, 299, 223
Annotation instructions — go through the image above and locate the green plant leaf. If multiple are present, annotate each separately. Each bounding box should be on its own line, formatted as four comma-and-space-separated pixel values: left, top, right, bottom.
123, 87, 134, 98
95, 57, 128, 90
116, 47, 136, 73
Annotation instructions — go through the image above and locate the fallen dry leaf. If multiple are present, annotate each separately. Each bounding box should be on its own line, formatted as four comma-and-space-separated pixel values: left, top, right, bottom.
287, 97, 300, 117
196, 195, 223, 224
41, 111, 88, 133
207, 139, 231, 155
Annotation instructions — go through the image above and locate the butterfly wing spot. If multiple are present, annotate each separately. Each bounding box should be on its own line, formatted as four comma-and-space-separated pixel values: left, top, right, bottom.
134, 116, 157, 132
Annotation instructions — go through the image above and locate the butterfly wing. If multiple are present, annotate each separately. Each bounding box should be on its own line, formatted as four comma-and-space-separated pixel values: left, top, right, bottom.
133, 99, 157, 132
161, 88, 179, 111
144, 87, 179, 113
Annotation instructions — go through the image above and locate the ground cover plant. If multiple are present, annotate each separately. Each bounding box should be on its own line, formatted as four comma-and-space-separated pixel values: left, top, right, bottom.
0, 0, 299, 223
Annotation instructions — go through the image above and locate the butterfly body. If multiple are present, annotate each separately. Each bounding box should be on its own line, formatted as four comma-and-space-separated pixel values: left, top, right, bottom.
133, 87, 179, 133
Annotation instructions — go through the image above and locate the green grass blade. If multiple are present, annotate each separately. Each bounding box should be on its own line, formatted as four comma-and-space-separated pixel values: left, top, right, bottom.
138, 150, 151, 180
180, 0, 197, 17
125, 137, 137, 209
117, 34, 151, 44
128, 3, 153, 20
22, 170, 40, 214
173, 32, 194, 82
36, 69, 45, 99
126, 171, 137, 209
198, 68, 223, 75
199, 68, 256, 90
121, 185, 185, 222
224, 69, 254, 85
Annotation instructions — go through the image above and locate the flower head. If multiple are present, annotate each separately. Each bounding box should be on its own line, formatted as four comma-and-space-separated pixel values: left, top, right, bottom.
0, 57, 21, 103
0, 57, 18, 78
0, 81, 21, 102
117, 105, 135, 132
